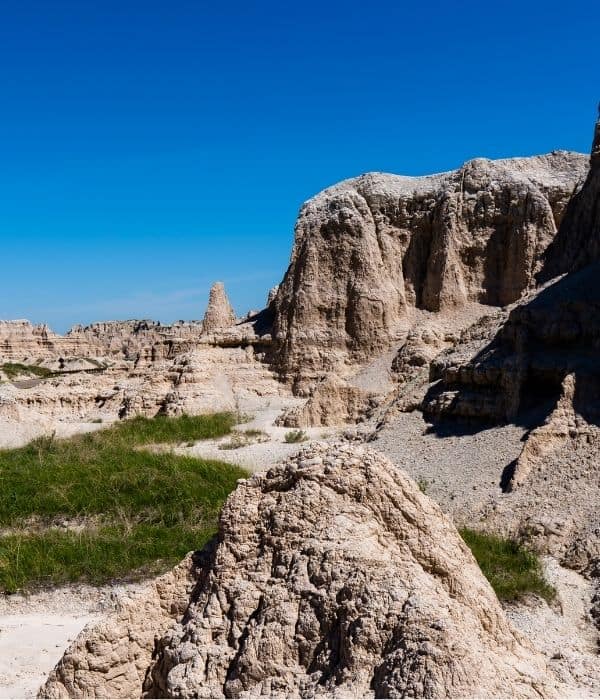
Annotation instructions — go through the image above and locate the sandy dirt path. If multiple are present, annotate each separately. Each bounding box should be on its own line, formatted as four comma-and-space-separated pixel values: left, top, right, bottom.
0, 612, 98, 698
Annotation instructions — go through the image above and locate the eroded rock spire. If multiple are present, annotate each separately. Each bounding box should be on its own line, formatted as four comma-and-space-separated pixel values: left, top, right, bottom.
202, 281, 236, 333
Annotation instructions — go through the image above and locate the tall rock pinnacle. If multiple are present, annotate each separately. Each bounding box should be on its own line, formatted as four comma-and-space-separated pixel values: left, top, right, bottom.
202, 282, 236, 333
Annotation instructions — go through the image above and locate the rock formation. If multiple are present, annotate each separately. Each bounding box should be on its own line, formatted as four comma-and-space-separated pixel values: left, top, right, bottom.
41, 555, 199, 699
272, 152, 588, 390
0, 320, 87, 362
399, 113, 600, 566
540, 113, 600, 280
65, 320, 208, 367
277, 373, 381, 427
202, 282, 237, 334
42, 443, 557, 698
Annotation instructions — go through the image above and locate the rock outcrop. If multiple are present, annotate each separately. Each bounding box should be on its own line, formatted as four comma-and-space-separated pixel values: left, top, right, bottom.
277, 373, 381, 427
408, 114, 600, 565
43, 444, 557, 698
41, 555, 200, 699
0, 320, 88, 362
202, 282, 237, 334
148, 445, 549, 698
540, 114, 600, 280
272, 152, 588, 390
423, 262, 600, 424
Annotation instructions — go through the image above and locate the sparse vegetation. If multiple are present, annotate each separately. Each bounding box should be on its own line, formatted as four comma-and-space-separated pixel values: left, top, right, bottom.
417, 477, 429, 493
1, 362, 53, 380
460, 528, 555, 602
284, 429, 308, 444
219, 429, 269, 450
0, 413, 245, 592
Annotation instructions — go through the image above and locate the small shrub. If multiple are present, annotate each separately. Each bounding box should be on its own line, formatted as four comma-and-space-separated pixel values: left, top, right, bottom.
89, 418, 103, 424
460, 528, 555, 602
284, 430, 308, 444
243, 429, 264, 438
219, 429, 269, 450
417, 477, 429, 493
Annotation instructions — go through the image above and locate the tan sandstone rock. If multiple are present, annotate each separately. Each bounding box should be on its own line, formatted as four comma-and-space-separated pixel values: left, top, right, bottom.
202, 282, 237, 334
40, 555, 200, 699
272, 152, 588, 391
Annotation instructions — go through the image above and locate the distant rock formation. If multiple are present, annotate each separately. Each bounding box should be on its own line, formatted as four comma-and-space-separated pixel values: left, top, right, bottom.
0, 320, 84, 361
66, 320, 205, 365
42, 443, 555, 699
272, 152, 588, 390
202, 281, 237, 334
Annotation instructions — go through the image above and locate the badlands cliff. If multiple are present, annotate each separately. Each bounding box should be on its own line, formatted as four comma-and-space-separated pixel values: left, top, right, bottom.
404, 116, 600, 569
272, 151, 588, 390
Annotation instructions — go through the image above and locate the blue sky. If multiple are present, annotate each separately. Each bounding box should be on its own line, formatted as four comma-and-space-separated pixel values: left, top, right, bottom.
1, 0, 598, 332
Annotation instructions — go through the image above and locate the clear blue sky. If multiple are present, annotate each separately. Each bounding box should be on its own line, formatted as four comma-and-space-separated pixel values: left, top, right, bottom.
1, 0, 598, 332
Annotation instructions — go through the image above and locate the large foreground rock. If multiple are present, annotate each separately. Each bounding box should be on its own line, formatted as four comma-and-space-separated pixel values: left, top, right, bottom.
273, 152, 588, 390
42, 444, 554, 698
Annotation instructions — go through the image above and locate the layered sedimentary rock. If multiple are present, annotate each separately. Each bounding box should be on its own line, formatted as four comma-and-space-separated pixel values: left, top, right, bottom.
411, 116, 600, 565
0, 320, 88, 362
41, 443, 552, 699
272, 152, 588, 390
66, 320, 205, 365
423, 263, 600, 423
202, 282, 237, 334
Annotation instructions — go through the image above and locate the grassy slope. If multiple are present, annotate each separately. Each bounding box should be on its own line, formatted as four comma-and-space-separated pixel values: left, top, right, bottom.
0, 413, 245, 592
1, 363, 54, 380
460, 528, 555, 602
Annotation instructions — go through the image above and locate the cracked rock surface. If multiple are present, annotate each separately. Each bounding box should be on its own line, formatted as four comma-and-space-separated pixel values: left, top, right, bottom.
144, 443, 551, 698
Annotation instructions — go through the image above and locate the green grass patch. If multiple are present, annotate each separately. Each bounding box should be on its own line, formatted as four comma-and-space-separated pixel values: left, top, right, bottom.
1, 363, 53, 380
0, 413, 244, 592
460, 528, 555, 602
0, 523, 214, 593
106, 412, 237, 445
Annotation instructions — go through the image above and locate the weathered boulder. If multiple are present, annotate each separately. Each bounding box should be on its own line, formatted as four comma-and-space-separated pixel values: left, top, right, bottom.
272, 152, 588, 390
144, 444, 549, 698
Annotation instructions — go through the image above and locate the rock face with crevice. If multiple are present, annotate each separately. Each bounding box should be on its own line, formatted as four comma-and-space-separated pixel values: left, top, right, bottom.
272, 152, 588, 391
540, 115, 600, 280
421, 116, 600, 427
